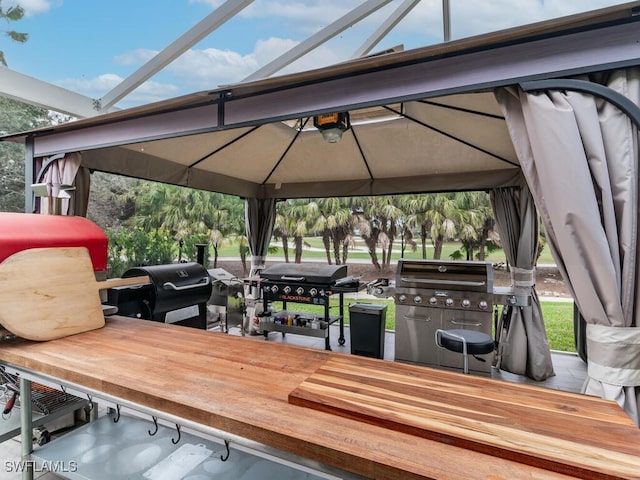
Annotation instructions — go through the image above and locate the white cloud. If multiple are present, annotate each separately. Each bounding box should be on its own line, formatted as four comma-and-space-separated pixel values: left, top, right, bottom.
110, 35, 342, 94
168, 47, 258, 88
56, 73, 180, 106
50, 0, 627, 107
189, 0, 625, 44
114, 49, 157, 67
251, 37, 299, 67
433, 0, 625, 40
241, 1, 361, 27
190, 0, 394, 36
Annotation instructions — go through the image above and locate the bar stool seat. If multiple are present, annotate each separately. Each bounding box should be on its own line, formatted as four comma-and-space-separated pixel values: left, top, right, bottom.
435, 329, 494, 374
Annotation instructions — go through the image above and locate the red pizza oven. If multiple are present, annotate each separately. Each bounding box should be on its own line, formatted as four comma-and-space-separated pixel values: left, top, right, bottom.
0, 212, 108, 272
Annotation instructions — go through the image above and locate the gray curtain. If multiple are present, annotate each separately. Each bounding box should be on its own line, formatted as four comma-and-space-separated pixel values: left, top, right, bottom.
495, 68, 640, 425
245, 197, 276, 276
70, 165, 91, 217
491, 184, 555, 381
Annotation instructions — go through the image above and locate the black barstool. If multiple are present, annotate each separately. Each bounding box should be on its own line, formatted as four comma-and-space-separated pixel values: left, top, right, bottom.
435, 329, 494, 374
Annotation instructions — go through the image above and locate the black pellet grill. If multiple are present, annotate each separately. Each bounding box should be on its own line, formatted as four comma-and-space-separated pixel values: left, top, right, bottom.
107, 262, 212, 329
255, 263, 359, 350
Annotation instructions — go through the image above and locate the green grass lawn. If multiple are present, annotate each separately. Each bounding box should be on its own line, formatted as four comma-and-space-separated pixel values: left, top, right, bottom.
218, 236, 556, 265
540, 301, 576, 352
268, 298, 575, 352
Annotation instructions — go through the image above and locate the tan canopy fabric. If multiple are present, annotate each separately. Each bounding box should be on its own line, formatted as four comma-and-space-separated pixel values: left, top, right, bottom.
496, 68, 640, 425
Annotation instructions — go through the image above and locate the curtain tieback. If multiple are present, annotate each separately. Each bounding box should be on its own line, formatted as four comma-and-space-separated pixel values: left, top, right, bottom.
587, 324, 640, 386
510, 266, 535, 290
250, 255, 266, 268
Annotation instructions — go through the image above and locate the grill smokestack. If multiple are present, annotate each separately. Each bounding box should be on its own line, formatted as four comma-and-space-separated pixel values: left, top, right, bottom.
196, 244, 208, 266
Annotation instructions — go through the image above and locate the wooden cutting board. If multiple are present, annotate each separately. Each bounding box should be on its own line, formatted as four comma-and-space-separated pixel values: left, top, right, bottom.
289, 356, 640, 480
0, 247, 149, 341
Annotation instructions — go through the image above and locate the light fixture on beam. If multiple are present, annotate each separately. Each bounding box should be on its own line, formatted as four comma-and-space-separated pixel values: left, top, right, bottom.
313, 112, 350, 143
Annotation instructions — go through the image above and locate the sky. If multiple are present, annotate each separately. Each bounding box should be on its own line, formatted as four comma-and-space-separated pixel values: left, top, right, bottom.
0, 0, 632, 108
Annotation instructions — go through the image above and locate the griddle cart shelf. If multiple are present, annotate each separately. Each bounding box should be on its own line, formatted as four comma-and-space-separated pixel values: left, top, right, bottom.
260, 310, 341, 341
260, 284, 363, 351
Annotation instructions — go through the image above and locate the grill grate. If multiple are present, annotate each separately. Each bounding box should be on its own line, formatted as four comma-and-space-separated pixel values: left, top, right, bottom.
1, 366, 85, 415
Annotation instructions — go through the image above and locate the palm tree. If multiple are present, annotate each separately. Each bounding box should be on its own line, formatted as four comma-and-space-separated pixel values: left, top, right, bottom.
274, 199, 314, 263
134, 184, 241, 265
394, 195, 418, 258
421, 193, 459, 260
453, 191, 495, 260
273, 205, 294, 262
404, 194, 432, 259
290, 200, 313, 263
236, 235, 250, 274
312, 197, 353, 265
352, 197, 385, 270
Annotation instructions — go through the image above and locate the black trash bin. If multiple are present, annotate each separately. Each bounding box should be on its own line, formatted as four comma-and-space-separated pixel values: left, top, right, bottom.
348, 303, 387, 359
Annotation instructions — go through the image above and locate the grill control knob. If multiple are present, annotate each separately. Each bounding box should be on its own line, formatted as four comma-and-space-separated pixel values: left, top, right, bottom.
398, 294, 407, 303
461, 299, 471, 308
283, 286, 291, 294
414, 296, 423, 305
270, 285, 279, 293
429, 297, 437, 305
479, 300, 488, 310
309, 288, 318, 296
445, 298, 454, 307
296, 287, 305, 295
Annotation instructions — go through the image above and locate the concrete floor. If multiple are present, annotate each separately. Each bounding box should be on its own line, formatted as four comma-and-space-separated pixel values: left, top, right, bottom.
230, 322, 588, 393
0, 438, 59, 480
0, 323, 588, 480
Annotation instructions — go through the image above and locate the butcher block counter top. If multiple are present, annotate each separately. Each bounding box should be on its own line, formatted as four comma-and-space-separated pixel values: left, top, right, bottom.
1, 316, 639, 480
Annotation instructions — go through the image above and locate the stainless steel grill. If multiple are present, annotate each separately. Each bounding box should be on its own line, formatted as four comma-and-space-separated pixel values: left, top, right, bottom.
393, 259, 495, 375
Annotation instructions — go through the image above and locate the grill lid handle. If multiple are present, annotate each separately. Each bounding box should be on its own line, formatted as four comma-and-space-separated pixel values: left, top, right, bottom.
279, 276, 306, 281
163, 277, 211, 291
400, 277, 486, 287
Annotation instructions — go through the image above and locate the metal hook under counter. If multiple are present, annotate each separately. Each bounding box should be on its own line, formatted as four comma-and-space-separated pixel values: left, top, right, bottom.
220, 439, 230, 461
148, 416, 159, 436
171, 424, 181, 444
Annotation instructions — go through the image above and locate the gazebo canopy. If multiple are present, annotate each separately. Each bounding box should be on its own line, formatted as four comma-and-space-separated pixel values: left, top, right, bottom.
4, 2, 640, 421
4, 2, 639, 204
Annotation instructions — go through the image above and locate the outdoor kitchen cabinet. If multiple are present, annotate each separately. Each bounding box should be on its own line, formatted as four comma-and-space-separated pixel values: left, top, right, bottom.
395, 305, 494, 375
438, 308, 494, 373
393, 259, 495, 375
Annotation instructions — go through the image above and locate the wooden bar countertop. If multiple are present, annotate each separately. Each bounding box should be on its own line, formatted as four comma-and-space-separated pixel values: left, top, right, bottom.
1, 316, 639, 480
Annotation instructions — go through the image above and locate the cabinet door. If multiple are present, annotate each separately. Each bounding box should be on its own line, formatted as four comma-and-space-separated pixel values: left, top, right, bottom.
394, 306, 440, 367
439, 310, 493, 374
